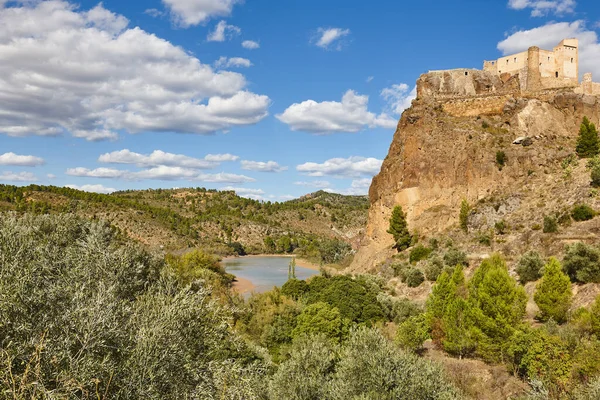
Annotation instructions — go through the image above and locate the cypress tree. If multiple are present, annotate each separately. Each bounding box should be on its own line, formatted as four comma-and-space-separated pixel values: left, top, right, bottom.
459, 199, 470, 232
576, 116, 600, 158
533, 258, 572, 323
387, 205, 412, 251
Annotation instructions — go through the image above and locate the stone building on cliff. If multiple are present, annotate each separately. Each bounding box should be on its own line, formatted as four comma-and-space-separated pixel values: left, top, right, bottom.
481, 38, 599, 95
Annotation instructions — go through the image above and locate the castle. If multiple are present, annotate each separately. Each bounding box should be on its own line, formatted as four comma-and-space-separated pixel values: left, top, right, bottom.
483, 38, 600, 95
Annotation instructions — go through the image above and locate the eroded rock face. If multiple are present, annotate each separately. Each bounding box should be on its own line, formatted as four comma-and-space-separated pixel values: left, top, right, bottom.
350, 70, 600, 273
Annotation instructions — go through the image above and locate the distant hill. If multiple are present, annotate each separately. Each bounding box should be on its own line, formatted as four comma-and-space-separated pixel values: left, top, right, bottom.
0, 185, 369, 264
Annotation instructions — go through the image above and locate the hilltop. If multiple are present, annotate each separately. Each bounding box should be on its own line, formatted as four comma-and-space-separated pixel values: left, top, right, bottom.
0, 185, 368, 264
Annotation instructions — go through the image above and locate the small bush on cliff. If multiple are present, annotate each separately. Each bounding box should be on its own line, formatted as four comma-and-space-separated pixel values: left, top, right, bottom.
563, 242, 600, 283
496, 151, 507, 170
387, 205, 412, 252
409, 244, 432, 264
543, 215, 558, 233
425, 256, 445, 281
405, 268, 425, 288
576, 117, 600, 158
572, 204, 596, 221
534, 258, 572, 323
444, 248, 468, 268
591, 165, 600, 187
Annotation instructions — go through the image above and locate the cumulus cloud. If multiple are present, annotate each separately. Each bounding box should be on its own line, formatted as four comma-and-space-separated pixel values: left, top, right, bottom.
98, 149, 237, 169
294, 180, 331, 188
324, 178, 372, 196
207, 20, 240, 42
162, 0, 241, 27
214, 56, 252, 68
0, 152, 45, 167
381, 83, 417, 115
497, 21, 600, 78
0, 1, 269, 141
296, 157, 383, 178
144, 8, 165, 18
277, 90, 397, 134
507, 0, 575, 17
0, 171, 37, 182
241, 160, 287, 172
66, 184, 116, 194
366, 76, 374, 83
314, 27, 350, 50
242, 40, 260, 49
66, 166, 255, 183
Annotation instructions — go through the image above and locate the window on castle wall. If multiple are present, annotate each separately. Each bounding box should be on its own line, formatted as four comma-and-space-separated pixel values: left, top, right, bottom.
465, 71, 468, 76
514, 58, 517, 63
571, 58, 574, 63
556, 72, 559, 78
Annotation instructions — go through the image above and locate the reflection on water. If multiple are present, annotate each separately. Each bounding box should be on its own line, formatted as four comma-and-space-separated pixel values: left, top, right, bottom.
222, 256, 318, 295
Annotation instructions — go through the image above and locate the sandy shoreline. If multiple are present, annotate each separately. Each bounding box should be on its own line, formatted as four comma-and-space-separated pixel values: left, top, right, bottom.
231, 276, 256, 294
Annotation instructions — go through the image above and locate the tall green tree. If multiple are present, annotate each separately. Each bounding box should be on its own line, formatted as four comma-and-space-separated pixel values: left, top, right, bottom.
387, 205, 412, 251
468, 254, 527, 362
576, 116, 600, 158
533, 258, 572, 323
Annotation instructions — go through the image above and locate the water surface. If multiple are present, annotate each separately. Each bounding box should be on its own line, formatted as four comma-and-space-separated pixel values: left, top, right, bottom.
223, 256, 318, 295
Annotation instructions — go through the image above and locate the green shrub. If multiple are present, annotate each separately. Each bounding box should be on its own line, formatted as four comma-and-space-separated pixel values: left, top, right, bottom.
516, 250, 545, 284
572, 204, 596, 221
591, 165, 600, 187
395, 315, 429, 352
494, 219, 507, 235
292, 302, 351, 343
424, 256, 444, 281
281, 278, 309, 300
576, 116, 600, 158
405, 268, 425, 288
443, 248, 468, 268
496, 151, 507, 170
377, 295, 422, 324
534, 258, 572, 323
543, 215, 558, 233
563, 242, 600, 283
477, 231, 492, 246
409, 244, 432, 264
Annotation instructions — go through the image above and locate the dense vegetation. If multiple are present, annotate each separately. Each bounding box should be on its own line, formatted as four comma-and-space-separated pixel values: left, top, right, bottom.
0, 213, 461, 399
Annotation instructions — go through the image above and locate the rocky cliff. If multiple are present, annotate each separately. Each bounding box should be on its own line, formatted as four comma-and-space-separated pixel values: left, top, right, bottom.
350, 69, 600, 272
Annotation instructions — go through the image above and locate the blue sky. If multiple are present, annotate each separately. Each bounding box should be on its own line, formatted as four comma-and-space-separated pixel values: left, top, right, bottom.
1, 0, 599, 200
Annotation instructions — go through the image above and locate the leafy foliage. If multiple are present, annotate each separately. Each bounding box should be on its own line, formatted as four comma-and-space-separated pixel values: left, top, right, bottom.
396, 314, 429, 352
459, 199, 470, 232
409, 244, 432, 263
292, 302, 350, 343
516, 250, 545, 284
563, 242, 600, 283
405, 268, 425, 288
543, 215, 558, 233
572, 204, 596, 222
496, 151, 507, 170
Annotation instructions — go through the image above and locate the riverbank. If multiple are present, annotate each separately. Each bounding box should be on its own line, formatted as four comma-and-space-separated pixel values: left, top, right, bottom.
232, 276, 255, 294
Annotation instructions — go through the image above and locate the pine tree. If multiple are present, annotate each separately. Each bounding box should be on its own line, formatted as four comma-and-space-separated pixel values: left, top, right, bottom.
576, 116, 600, 158
533, 258, 572, 323
459, 199, 470, 232
387, 205, 412, 251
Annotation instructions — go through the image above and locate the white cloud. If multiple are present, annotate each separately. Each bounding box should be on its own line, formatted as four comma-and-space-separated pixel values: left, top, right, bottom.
296, 156, 383, 178
98, 149, 235, 169
204, 153, 239, 162
66, 184, 116, 194
497, 21, 600, 78
0, 1, 269, 141
47, 174, 56, 179
242, 40, 260, 49
294, 180, 331, 188
66, 167, 126, 179
0, 171, 37, 182
161, 0, 241, 27
0, 152, 45, 167
214, 56, 252, 68
207, 20, 240, 42
507, 0, 575, 17
324, 179, 372, 196
381, 83, 417, 115
314, 27, 350, 50
66, 166, 255, 183
279, 194, 296, 201
366, 76, 374, 83
144, 8, 165, 18
241, 160, 287, 172
277, 90, 397, 134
